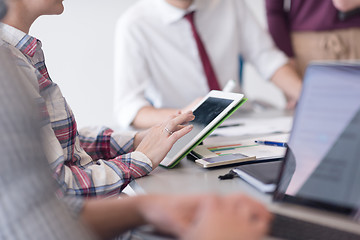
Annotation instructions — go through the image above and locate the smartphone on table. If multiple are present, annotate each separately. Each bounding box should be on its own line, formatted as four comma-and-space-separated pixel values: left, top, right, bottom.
195, 153, 256, 168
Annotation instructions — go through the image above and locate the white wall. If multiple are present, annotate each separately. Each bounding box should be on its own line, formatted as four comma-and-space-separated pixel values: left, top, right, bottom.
31, 0, 138, 128
30, 0, 285, 129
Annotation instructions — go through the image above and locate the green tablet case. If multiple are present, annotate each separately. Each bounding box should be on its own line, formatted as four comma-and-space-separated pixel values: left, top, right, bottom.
163, 98, 248, 169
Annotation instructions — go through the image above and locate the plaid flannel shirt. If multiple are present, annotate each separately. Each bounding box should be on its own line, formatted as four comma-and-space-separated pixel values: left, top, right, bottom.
0, 42, 95, 240
0, 23, 152, 197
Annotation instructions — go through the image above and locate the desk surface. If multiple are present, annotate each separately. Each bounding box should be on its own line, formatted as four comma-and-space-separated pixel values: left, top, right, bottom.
130, 109, 292, 203
131, 153, 269, 198
130, 109, 360, 238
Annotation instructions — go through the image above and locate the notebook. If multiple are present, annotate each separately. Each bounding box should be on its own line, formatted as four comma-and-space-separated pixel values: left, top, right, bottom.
232, 160, 282, 193
268, 62, 360, 239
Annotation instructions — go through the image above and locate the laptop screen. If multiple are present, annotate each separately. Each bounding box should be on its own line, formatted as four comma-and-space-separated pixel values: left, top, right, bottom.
274, 62, 360, 217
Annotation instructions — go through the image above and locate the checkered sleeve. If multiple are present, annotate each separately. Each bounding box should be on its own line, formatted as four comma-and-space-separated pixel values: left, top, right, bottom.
3, 29, 153, 197
53, 150, 153, 197
78, 126, 135, 160
38, 92, 153, 196
0, 44, 95, 240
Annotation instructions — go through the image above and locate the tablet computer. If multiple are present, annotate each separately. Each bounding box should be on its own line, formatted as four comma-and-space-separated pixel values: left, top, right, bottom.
160, 90, 246, 168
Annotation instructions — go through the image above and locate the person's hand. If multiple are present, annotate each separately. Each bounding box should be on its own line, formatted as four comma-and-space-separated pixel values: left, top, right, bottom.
285, 95, 298, 110
288, 58, 298, 72
182, 195, 272, 240
133, 128, 150, 149
137, 194, 206, 237
284, 59, 300, 110
135, 111, 195, 168
332, 0, 360, 11
270, 63, 302, 111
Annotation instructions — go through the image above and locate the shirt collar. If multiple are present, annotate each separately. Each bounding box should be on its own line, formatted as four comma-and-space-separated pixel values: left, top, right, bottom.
0, 22, 40, 57
156, 0, 202, 25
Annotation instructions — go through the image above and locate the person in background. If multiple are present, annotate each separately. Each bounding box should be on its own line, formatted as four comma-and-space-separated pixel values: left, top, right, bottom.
0, 0, 197, 197
114, 0, 303, 129
266, 0, 360, 77
0, 5, 271, 240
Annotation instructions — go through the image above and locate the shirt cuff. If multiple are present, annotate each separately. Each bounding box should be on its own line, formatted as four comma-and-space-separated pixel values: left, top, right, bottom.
131, 151, 153, 171
115, 98, 151, 128
258, 50, 289, 81
111, 129, 137, 151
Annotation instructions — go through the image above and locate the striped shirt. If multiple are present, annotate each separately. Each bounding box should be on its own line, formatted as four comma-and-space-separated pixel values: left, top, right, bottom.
0, 23, 153, 197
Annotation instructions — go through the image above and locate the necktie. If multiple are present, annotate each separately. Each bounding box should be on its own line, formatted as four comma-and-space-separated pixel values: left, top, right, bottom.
184, 11, 221, 91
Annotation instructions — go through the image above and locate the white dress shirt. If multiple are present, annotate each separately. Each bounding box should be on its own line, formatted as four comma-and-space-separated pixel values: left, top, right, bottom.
114, 0, 288, 127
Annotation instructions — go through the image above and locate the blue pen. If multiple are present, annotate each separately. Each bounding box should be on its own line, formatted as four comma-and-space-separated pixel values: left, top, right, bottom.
255, 140, 288, 148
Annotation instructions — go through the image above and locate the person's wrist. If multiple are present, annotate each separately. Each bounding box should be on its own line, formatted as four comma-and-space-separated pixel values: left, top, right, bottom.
134, 129, 148, 149
133, 132, 141, 149
288, 58, 296, 68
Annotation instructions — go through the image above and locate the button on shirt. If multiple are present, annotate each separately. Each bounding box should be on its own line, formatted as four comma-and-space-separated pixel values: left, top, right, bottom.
0, 23, 153, 197
114, 0, 288, 127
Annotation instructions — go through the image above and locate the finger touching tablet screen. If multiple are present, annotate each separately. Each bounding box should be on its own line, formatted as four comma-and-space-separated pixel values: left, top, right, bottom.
160, 90, 246, 168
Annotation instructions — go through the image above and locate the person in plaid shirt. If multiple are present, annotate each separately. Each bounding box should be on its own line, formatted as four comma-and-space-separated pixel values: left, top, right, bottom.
0, 39, 271, 240
0, 0, 196, 197
0, 2, 272, 240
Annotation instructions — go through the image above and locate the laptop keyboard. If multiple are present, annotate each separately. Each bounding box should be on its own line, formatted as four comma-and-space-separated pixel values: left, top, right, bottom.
269, 214, 360, 240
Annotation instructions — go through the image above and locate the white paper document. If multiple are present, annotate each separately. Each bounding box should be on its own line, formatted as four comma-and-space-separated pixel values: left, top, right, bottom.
194, 133, 289, 160
212, 116, 293, 137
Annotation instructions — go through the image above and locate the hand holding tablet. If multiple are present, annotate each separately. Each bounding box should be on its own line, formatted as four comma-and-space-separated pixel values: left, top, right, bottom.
160, 90, 246, 168
135, 111, 195, 169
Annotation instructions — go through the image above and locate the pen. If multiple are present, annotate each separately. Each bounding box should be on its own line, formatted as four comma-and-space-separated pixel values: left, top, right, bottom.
255, 140, 288, 148
218, 123, 243, 128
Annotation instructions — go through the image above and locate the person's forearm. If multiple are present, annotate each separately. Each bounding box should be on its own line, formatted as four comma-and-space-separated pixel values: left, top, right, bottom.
81, 196, 147, 240
132, 106, 179, 129
78, 126, 135, 160
271, 63, 302, 102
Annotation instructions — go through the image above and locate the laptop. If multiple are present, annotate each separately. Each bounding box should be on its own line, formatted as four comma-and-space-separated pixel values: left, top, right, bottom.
268, 62, 360, 239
